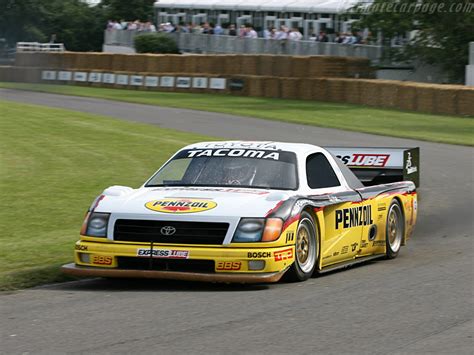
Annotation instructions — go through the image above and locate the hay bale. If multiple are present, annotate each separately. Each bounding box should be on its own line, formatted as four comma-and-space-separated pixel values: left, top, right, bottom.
345, 57, 373, 78
433, 87, 458, 115
280, 78, 299, 99
194, 55, 211, 74
359, 80, 380, 106
457, 88, 474, 116
311, 78, 329, 101
240, 55, 259, 76
247, 75, 265, 97
263, 77, 280, 98
222, 55, 241, 76
111, 54, 128, 71
14, 53, 29, 67
257, 55, 275, 76
415, 84, 436, 114
298, 78, 315, 100
208, 55, 225, 75
326, 79, 347, 102
291, 56, 310, 78
61, 52, 78, 69
379, 81, 399, 108
344, 79, 361, 104
273, 56, 292, 78
182, 55, 198, 74
98, 53, 114, 70
396, 83, 417, 111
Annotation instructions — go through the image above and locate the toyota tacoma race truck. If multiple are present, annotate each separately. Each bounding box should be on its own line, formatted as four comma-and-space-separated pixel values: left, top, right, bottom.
62, 141, 419, 283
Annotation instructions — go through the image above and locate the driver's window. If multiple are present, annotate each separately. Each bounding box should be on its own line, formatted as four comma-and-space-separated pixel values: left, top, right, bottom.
306, 153, 340, 189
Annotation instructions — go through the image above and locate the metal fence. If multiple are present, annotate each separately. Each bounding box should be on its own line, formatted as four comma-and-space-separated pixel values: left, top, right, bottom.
104, 30, 383, 61
16, 42, 65, 52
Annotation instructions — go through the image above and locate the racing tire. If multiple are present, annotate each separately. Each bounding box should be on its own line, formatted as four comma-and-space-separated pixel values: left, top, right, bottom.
385, 199, 404, 259
285, 211, 319, 282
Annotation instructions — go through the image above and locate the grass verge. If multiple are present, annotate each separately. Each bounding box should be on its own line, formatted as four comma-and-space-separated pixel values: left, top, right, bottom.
0, 82, 472, 146
0, 100, 213, 290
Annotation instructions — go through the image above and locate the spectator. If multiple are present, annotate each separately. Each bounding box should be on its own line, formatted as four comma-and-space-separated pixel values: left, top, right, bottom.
288, 27, 303, 41
334, 32, 344, 43
275, 25, 289, 41
214, 23, 224, 35
113, 20, 122, 30
228, 24, 237, 36
238, 25, 246, 38
316, 31, 328, 42
245, 25, 258, 38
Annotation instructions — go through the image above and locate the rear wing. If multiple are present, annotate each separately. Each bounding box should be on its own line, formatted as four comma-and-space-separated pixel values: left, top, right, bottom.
326, 147, 420, 187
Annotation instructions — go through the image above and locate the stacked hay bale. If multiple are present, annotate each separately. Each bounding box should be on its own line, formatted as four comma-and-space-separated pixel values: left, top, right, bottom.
396, 82, 417, 111
414, 83, 436, 114
457, 88, 474, 116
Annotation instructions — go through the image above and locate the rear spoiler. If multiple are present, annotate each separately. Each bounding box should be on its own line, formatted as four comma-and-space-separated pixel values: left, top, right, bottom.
325, 147, 420, 187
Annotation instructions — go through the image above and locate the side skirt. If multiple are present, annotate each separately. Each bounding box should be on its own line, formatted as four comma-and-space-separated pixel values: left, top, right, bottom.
319, 254, 385, 274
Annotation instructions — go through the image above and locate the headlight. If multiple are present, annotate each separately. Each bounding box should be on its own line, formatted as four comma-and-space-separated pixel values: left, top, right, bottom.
232, 218, 283, 243
80, 212, 110, 237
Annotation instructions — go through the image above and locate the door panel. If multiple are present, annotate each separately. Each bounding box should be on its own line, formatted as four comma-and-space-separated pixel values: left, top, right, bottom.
321, 201, 369, 266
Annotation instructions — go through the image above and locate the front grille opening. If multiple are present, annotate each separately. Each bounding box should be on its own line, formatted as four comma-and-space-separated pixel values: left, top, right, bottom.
114, 220, 229, 245
117, 257, 215, 273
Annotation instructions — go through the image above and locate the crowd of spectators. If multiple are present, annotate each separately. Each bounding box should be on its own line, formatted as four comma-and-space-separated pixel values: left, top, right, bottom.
106, 20, 375, 44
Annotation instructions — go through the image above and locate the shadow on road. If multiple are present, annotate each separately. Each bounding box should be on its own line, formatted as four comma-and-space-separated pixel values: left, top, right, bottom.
43, 277, 273, 292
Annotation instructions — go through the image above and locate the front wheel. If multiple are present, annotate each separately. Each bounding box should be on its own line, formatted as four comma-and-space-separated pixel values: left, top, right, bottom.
285, 211, 319, 282
386, 199, 404, 259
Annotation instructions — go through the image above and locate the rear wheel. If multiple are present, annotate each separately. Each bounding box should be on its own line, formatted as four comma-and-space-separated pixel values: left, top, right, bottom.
386, 200, 404, 259
285, 211, 318, 282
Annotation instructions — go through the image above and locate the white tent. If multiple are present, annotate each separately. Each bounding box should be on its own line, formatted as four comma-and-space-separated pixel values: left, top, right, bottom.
154, 0, 366, 13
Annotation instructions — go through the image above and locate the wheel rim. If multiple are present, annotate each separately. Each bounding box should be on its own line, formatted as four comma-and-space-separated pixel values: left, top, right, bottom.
296, 218, 317, 273
387, 204, 403, 252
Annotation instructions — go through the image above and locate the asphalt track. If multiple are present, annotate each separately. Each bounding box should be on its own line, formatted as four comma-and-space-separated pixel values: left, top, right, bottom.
1, 88, 473, 354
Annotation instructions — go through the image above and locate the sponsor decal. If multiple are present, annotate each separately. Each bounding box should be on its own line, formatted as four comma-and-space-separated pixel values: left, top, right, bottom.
176, 77, 191, 88
192, 77, 208, 88
274, 248, 293, 261
209, 78, 226, 90
58, 71, 72, 81
145, 199, 217, 213
203, 142, 278, 150
405, 152, 418, 175
377, 203, 387, 212
335, 205, 373, 229
137, 249, 189, 259
75, 245, 88, 251
351, 242, 358, 252
285, 231, 295, 243
92, 255, 113, 265
229, 79, 244, 91
372, 240, 386, 247
332, 251, 339, 257
337, 154, 390, 167
248, 252, 271, 258
341, 245, 349, 254
216, 261, 241, 271
186, 149, 280, 161
361, 240, 368, 248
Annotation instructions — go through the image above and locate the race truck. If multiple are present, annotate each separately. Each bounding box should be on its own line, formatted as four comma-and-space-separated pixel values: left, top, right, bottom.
62, 141, 419, 283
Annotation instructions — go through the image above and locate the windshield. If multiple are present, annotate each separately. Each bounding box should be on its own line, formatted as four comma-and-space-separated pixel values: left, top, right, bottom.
146, 149, 298, 190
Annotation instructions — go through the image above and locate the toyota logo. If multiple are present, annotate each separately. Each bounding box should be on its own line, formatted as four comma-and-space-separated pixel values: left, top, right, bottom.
160, 226, 176, 236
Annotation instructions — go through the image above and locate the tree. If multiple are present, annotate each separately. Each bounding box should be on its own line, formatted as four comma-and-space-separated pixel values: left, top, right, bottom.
0, 0, 106, 51
351, 0, 474, 83
101, 0, 155, 21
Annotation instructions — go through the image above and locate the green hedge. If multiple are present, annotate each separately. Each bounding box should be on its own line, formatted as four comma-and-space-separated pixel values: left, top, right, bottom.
134, 33, 179, 54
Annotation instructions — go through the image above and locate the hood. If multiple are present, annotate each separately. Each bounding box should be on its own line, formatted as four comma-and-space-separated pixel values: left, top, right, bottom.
94, 186, 292, 218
